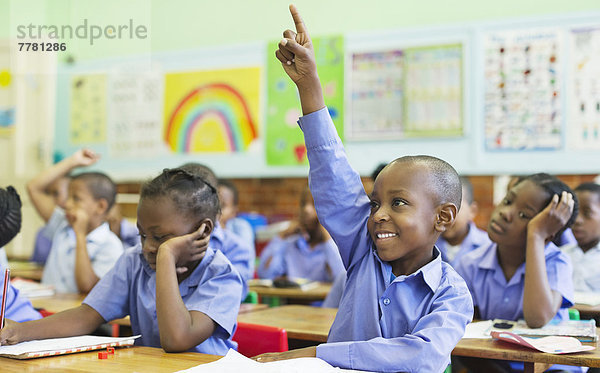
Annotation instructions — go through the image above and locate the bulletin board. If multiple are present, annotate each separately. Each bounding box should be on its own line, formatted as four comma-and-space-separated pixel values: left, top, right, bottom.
53, 12, 600, 180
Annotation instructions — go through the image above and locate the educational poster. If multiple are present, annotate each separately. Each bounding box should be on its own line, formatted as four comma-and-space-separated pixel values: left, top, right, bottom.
107, 70, 166, 158
569, 26, 600, 149
404, 45, 463, 137
484, 28, 563, 151
0, 43, 15, 137
266, 36, 344, 165
69, 74, 107, 144
163, 67, 260, 153
347, 44, 463, 141
348, 50, 404, 140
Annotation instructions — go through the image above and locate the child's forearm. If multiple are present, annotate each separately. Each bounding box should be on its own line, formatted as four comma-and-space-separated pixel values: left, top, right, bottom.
523, 233, 560, 327
155, 250, 215, 352
18, 305, 103, 342
74, 234, 99, 293
297, 76, 325, 116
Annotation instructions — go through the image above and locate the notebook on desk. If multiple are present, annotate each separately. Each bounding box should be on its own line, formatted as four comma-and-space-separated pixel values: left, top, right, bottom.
248, 278, 319, 291
0, 335, 140, 359
490, 319, 597, 342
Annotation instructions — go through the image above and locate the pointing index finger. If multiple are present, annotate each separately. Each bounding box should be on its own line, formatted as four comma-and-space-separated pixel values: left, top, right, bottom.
289, 4, 308, 35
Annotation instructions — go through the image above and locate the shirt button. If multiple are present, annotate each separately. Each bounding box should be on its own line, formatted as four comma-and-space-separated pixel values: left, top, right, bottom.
383, 298, 391, 306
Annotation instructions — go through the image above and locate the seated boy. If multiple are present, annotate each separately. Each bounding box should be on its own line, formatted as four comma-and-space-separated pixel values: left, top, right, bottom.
436, 176, 490, 266
255, 6, 473, 372
0, 186, 42, 322
27, 149, 124, 293
563, 182, 600, 292
257, 187, 344, 283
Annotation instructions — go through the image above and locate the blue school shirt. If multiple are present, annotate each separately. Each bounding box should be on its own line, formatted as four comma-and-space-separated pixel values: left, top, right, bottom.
256, 235, 344, 282
436, 222, 491, 267
31, 226, 52, 264
298, 108, 473, 373
225, 217, 256, 254
454, 242, 574, 321
83, 245, 243, 355
41, 208, 124, 293
211, 223, 254, 287
0, 264, 42, 322
119, 218, 140, 249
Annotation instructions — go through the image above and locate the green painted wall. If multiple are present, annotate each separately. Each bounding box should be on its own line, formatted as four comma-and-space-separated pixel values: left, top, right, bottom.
2, 0, 599, 62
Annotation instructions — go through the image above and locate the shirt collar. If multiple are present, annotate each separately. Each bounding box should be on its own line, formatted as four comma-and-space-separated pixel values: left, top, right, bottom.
477, 242, 498, 270
211, 223, 224, 243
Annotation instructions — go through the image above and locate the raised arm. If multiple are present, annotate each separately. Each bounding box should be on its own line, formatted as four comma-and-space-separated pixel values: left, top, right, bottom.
523, 192, 575, 327
27, 149, 99, 222
278, 5, 371, 267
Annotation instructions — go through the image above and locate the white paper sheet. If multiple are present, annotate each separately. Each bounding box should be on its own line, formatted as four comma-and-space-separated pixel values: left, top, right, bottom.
0, 335, 140, 356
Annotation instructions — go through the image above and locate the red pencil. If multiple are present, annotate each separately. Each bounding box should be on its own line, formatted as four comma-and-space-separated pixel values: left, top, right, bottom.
1, 268, 9, 330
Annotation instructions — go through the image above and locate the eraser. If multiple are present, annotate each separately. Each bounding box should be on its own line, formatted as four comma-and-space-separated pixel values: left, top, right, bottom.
98, 351, 108, 359
107, 347, 115, 354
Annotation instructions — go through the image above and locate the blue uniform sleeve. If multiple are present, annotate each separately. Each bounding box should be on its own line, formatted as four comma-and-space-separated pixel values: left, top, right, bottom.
83, 248, 133, 322
316, 280, 473, 372
257, 236, 287, 279
1, 265, 42, 322
547, 250, 574, 309
184, 250, 243, 338
298, 108, 372, 270
323, 240, 345, 281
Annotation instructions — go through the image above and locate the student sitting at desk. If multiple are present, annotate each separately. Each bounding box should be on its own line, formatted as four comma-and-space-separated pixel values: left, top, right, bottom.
27, 149, 124, 293
563, 182, 600, 292
455, 173, 578, 372
179, 163, 254, 297
217, 179, 255, 255
257, 187, 344, 283
254, 6, 473, 372
0, 186, 42, 322
0, 168, 243, 354
30, 175, 71, 264
436, 176, 490, 267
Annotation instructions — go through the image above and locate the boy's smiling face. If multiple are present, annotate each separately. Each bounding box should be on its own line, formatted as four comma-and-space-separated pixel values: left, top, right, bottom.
367, 162, 441, 275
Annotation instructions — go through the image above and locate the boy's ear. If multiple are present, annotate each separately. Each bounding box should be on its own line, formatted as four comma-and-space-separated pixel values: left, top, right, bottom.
434, 203, 458, 233
96, 198, 109, 216
198, 218, 214, 238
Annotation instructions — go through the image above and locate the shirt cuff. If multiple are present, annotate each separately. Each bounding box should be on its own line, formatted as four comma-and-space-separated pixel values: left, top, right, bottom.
297, 107, 341, 149
316, 341, 352, 369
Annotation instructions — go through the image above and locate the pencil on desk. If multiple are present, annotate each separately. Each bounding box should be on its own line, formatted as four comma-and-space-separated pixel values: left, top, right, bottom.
1, 268, 9, 329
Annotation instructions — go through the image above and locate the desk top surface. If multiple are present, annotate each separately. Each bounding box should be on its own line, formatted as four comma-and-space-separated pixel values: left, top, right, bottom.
0, 346, 221, 373
237, 305, 336, 342
249, 282, 332, 300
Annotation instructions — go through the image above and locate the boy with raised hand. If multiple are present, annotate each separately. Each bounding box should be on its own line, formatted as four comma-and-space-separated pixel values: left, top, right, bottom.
27, 149, 123, 293
254, 5, 473, 372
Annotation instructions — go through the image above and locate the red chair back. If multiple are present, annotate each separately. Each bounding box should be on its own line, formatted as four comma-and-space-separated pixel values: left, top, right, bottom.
232, 322, 288, 357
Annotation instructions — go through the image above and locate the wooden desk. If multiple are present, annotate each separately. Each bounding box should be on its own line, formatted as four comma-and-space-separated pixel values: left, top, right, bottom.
0, 346, 221, 373
453, 335, 600, 373
8, 260, 44, 281
249, 282, 332, 301
237, 305, 335, 342
573, 303, 600, 320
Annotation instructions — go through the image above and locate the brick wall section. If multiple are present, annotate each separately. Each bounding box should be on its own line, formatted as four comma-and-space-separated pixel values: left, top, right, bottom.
116, 174, 598, 231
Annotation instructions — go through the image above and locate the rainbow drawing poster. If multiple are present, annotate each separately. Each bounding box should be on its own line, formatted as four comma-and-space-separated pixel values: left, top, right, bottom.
266, 35, 344, 166
163, 67, 260, 153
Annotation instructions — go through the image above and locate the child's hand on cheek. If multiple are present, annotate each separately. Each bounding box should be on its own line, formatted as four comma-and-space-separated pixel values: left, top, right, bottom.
157, 224, 209, 273
528, 191, 575, 242
67, 208, 89, 235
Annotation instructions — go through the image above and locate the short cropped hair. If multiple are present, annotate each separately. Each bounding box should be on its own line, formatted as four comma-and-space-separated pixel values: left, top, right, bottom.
459, 176, 474, 205
575, 182, 600, 197
0, 186, 22, 248
389, 155, 462, 210
142, 168, 220, 222
371, 163, 388, 181
71, 172, 116, 210
179, 163, 218, 190
517, 173, 579, 238
218, 179, 239, 206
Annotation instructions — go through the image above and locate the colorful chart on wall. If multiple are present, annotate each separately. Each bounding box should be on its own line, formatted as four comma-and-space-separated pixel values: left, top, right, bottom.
0, 42, 14, 137
107, 69, 166, 158
347, 44, 463, 140
483, 28, 563, 151
568, 26, 600, 150
266, 35, 344, 166
69, 74, 107, 144
404, 45, 463, 137
163, 67, 260, 153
